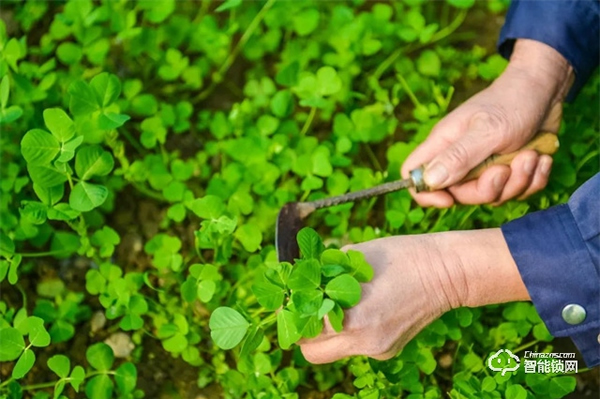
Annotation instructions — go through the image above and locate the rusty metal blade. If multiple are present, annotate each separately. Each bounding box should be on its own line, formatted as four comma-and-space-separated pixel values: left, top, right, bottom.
275, 202, 312, 262
275, 178, 414, 262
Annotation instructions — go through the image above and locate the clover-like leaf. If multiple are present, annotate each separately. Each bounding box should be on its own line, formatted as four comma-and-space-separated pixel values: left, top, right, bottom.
33, 183, 64, 206
57, 135, 84, 163
86, 342, 114, 371
277, 310, 301, 350
292, 8, 320, 36
24, 316, 51, 347
115, 362, 137, 394
209, 307, 250, 350
252, 279, 285, 310
197, 279, 216, 303
189, 195, 225, 219
21, 129, 60, 165
296, 227, 324, 260
75, 145, 114, 180
240, 326, 264, 359
235, 223, 262, 252
48, 354, 70, 378
287, 259, 321, 291
90, 73, 121, 108
291, 289, 323, 315
325, 274, 361, 308
0, 231, 16, 258
85, 374, 114, 399
43, 108, 75, 142
69, 366, 85, 392
69, 182, 108, 212
27, 165, 68, 188
1, 75, 9, 108
0, 327, 25, 361
318, 298, 336, 320
317, 66, 342, 96
12, 349, 35, 379
328, 303, 345, 333
347, 250, 374, 282
68, 80, 99, 116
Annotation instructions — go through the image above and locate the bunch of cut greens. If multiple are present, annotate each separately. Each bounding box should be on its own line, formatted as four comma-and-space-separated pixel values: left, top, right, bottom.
210, 227, 374, 351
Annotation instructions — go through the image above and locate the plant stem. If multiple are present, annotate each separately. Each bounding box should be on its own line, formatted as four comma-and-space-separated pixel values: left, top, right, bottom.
132, 182, 167, 202
396, 73, 422, 108
66, 171, 74, 191
193, 0, 212, 25
371, 9, 467, 83
20, 381, 58, 391
119, 128, 144, 156
0, 378, 14, 388
576, 150, 599, 171
258, 313, 277, 327
19, 249, 71, 258
563, 367, 590, 375
363, 144, 383, 171
299, 107, 317, 136
217, 0, 276, 80
18, 370, 117, 392
194, 0, 277, 102
513, 339, 540, 353
457, 206, 478, 229
16, 284, 27, 309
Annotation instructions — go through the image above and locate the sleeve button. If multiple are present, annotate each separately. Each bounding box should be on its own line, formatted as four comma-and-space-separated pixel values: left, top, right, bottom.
561, 304, 586, 325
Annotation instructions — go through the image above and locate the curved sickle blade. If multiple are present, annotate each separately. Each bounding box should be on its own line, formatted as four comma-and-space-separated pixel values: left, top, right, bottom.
275, 202, 315, 262
275, 203, 303, 262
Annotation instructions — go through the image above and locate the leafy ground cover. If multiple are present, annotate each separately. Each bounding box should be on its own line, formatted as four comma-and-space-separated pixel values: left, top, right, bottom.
0, 1, 598, 398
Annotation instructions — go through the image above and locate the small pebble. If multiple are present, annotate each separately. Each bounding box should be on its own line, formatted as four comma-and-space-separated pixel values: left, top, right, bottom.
439, 353, 453, 369
104, 332, 134, 358
90, 311, 106, 333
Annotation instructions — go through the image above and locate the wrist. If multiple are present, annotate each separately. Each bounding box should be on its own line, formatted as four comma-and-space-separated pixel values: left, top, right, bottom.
503, 39, 574, 105
435, 229, 530, 309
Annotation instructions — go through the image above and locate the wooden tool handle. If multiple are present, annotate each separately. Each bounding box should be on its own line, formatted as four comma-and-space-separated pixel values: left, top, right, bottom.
463, 132, 559, 181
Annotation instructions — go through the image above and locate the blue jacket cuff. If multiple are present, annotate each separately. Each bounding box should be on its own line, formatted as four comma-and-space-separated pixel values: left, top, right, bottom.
501, 202, 600, 367
497, 0, 600, 101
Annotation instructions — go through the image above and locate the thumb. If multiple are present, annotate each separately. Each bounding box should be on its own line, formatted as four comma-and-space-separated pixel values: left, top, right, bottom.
423, 130, 500, 189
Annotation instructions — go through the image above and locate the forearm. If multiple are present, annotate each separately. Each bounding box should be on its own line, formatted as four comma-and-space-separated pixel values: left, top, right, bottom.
498, 0, 599, 101
433, 228, 530, 308
504, 39, 574, 106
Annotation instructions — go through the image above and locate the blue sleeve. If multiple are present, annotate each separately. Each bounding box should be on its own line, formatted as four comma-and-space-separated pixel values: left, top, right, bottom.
501, 174, 600, 367
497, 0, 600, 101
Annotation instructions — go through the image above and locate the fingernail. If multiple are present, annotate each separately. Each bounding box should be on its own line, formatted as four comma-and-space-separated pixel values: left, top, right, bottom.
424, 163, 448, 188
540, 158, 552, 175
523, 158, 536, 175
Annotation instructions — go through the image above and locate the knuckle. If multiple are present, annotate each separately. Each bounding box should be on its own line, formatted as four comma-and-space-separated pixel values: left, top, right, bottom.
444, 141, 471, 167
482, 188, 502, 204
469, 108, 509, 133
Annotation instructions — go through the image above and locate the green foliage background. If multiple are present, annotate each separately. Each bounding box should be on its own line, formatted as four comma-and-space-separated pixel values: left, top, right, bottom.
0, 0, 597, 398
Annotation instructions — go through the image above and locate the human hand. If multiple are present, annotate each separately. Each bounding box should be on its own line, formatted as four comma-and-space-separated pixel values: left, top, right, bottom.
299, 229, 529, 364
402, 39, 573, 207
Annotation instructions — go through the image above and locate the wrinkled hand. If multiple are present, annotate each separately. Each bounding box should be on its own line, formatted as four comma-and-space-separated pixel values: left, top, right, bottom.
299, 234, 457, 364
299, 230, 529, 364
402, 39, 573, 207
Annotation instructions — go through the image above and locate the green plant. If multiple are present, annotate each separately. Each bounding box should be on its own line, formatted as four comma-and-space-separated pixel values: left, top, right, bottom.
0, 0, 597, 398
210, 227, 374, 351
